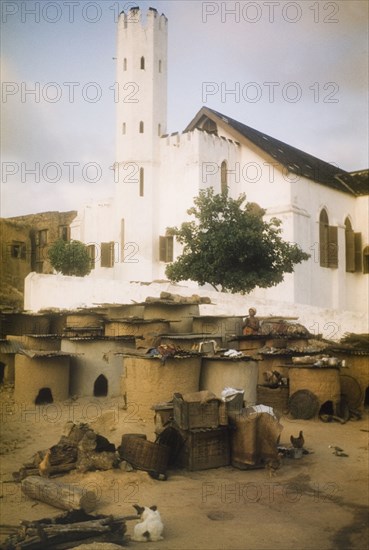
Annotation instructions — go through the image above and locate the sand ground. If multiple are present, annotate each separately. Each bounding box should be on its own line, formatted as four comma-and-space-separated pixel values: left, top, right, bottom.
0, 386, 368, 550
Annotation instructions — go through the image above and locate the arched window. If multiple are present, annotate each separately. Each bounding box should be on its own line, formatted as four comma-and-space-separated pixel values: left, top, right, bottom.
158, 123, 161, 137
139, 121, 144, 133
139, 168, 144, 197
140, 56, 145, 70
159, 60, 162, 73
319, 209, 338, 268
221, 161, 227, 194
363, 246, 369, 274
122, 122, 126, 135
123, 58, 127, 71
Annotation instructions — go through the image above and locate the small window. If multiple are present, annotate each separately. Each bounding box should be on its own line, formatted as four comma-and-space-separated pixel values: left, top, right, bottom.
58, 225, 70, 242
221, 160, 227, 194
202, 118, 217, 134
122, 122, 126, 135
158, 123, 161, 137
363, 246, 369, 274
123, 58, 127, 71
87, 244, 96, 270
101, 242, 114, 268
140, 56, 145, 70
139, 121, 144, 133
159, 235, 173, 263
10, 242, 26, 260
159, 59, 162, 73
139, 168, 144, 197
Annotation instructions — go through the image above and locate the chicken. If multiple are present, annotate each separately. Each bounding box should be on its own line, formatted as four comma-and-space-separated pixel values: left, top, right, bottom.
290, 430, 305, 449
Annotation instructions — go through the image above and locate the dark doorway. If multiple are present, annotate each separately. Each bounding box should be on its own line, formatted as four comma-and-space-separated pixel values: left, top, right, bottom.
94, 374, 108, 397
319, 400, 334, 415
0, 362, 5, 384
35, 387, 53, 405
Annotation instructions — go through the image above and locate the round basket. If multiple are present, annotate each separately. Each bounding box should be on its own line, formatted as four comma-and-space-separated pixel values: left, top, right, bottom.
118, 435, 170, 474
289, 389, 320, 419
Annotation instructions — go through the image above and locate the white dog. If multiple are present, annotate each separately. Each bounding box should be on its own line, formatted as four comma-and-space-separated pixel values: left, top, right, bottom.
132, 504, 164, 542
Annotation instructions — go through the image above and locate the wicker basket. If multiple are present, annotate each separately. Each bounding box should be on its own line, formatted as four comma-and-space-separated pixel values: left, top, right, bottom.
173, 393, 220, 430
118, 435, 169, 474
176, 426, 230, 471
256, 385, 289, 413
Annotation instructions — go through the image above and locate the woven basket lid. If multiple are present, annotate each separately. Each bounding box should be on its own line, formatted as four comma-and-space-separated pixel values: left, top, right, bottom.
289, 390, 320, 419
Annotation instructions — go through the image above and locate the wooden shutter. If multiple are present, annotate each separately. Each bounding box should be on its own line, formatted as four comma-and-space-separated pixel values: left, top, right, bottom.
319, 222, 329, 267
354, 233, 362, 272
159, 236, 173, 262
159, 236, 166, 262
167, 236, 173, 262
328, 226, 338, 268
101, 242, 114, 268
345, 229, 355, 272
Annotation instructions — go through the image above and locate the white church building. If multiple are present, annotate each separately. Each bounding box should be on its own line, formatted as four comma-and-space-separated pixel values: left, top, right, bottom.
68, 6, 368, 315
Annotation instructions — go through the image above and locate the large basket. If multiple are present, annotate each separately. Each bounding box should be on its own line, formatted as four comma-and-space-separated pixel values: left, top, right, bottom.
118, 435, 169, 474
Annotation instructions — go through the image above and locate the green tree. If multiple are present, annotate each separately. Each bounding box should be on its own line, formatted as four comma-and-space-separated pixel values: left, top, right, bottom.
165, 188, 310, 293
48, 239, 91, 277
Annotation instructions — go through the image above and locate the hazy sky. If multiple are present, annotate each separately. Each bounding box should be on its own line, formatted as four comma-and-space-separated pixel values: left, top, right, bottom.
1, 0, 368, 217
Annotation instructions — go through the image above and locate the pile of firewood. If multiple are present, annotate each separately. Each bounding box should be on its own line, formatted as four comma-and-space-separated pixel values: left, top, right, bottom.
13, 422, 118, 482
1, 509, 138, 549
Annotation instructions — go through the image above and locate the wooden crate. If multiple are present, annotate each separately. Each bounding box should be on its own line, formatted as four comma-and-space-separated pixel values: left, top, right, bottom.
173, 393, 219, 430
177, 426, 230, 471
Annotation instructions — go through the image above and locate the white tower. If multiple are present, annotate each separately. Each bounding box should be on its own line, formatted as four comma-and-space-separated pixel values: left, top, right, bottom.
114, 7, 168, 280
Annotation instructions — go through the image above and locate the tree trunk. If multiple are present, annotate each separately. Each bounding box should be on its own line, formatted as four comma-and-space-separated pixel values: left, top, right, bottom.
21, 476, 97, 513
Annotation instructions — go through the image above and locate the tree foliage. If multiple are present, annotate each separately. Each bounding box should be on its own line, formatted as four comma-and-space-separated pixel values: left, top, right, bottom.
48, 239, 91, 277
165, 188, 310, 293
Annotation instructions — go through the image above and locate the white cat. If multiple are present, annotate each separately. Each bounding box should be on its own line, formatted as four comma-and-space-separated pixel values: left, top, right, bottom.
132, 504, 164, 542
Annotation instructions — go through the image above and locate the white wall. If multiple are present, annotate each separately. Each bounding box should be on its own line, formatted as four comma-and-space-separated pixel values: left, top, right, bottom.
24, 274, 368, 340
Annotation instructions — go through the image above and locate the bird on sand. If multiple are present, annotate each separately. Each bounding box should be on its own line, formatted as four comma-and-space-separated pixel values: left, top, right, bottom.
290, 431, 305, 449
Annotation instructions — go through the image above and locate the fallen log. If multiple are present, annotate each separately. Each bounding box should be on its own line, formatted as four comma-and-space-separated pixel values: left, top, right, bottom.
21, 476, 97, 513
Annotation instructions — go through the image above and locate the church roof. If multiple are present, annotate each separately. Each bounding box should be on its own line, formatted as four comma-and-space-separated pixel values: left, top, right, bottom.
184, 107, 369, 197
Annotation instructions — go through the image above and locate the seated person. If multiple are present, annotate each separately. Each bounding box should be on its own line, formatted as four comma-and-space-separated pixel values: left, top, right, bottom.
242, 307, 260, 335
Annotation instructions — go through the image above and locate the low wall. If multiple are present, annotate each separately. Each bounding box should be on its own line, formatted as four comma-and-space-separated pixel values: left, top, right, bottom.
24, 274, 368, 340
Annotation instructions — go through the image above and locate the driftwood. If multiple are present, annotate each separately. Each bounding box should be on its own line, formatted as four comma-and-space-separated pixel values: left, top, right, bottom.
13, 423, 117, 481
1, 509, 138, 549
21, 476, 97, 513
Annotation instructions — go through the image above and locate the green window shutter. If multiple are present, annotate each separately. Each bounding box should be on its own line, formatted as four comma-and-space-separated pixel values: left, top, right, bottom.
328, 226, 338, 268
354, 233, 362, 272
345, 229, 355, 272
